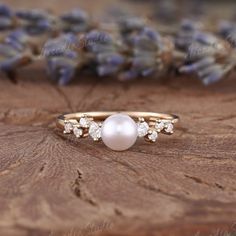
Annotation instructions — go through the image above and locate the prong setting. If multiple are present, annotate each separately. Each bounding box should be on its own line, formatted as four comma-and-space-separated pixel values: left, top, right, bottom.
64, 120, 79, 134
89, 121, 102, 141
155, 119, 165, 132
73, 126, 83, 138
79, 115, 91, 128
147, 129, 158, 143
137, 118, 149, 137
164, 121, 174, 134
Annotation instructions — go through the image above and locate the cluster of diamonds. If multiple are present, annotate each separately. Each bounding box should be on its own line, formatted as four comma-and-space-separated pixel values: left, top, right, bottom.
64, 115, 102, 141
64, 115, 175, 143
137, 118, 174, 143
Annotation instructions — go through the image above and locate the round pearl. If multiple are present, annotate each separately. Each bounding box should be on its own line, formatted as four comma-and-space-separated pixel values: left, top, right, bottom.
101, 114, 138, 151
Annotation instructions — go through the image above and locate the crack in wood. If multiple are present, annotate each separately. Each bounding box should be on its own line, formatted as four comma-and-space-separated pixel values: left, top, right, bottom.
39, 162, 47, 173
213, 115, 236, 122
72, 169, 97, 207
136, 179, 189, 202
184, 174, 236, 193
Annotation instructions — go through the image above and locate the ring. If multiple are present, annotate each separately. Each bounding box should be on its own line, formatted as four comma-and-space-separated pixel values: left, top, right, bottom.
57, 112, 179, 151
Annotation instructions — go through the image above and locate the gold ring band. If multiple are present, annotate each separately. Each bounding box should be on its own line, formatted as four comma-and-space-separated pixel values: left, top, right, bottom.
57, 111, 179, 151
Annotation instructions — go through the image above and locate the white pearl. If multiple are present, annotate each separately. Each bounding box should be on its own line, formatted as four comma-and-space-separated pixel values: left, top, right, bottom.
101, 114, 138, 151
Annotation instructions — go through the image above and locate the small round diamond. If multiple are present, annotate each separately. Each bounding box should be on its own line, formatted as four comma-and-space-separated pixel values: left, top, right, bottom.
155, 121, 165, 131
137, 121, 149, 137
89, 122, 101, 141
148, 130, 158, 142
165, 122, 174, 133
64, 122, 74, 134
79, 117, 90, 128
73, 127, 83, 138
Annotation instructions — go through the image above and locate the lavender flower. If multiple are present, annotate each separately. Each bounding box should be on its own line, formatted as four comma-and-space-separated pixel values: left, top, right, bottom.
16, 9, 53, 35
85, 30, 126, 76
175, 19, 202, 51
179, 32, 235, 84
0, 5, 234, 85
44, 33, 81, 85
0, 30, 32, 80
218, 20, 236, 48
60, 8, 92, 33
119, 27, 173, 80
5, 29, 29, 51
118, 17, 146, 44
0, 4, 14, 30
119, 17, 145, 33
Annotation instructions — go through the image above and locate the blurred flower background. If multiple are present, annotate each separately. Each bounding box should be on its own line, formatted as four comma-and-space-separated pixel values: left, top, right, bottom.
0, 0, 235, 85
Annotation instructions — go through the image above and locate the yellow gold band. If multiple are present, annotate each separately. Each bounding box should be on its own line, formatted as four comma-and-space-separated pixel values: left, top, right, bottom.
57, 111, 179, 128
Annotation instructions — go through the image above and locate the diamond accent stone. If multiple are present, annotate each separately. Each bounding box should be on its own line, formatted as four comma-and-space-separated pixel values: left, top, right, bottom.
165, 122, 174, 133
137, 121, 149, 137
148, 130, 158, 142
64, 122, 74, 134
79, 116, 90, 128
89, 121, 101, 141
155, 120, 165, 132
73, 127, 83, 138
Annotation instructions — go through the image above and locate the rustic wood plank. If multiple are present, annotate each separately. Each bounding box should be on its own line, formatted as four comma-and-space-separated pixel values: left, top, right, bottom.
0, 72, 236, 236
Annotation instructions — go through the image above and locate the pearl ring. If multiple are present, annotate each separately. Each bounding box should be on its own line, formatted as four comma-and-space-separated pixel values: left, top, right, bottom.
57, 112, 179, 151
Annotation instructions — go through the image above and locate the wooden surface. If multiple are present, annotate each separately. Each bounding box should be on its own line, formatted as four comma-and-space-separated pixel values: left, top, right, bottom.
0, 1, 236, 236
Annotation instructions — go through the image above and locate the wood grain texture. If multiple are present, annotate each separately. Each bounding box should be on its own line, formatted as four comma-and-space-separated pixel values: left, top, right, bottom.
0, 1, 236, 236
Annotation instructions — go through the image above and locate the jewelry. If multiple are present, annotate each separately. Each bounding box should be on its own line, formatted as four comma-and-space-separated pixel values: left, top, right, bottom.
57, 112, 179, 151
